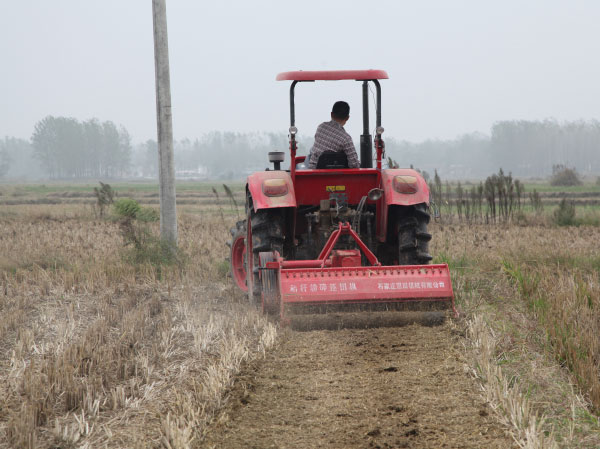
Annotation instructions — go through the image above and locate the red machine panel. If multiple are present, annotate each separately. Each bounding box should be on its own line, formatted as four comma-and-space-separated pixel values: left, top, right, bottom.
294, 169, 379, 205
279, 264, 453, 305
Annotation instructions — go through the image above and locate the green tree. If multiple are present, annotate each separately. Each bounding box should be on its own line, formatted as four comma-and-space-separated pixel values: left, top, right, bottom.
32, 116, 132, 179
83, 118, 103, 177
117, 125, 132, 177
0, 141, 12, 177
32, 115, 60, 177
0, 137, 40, 179
32, 116, 83, 178
143, 139, 159, 177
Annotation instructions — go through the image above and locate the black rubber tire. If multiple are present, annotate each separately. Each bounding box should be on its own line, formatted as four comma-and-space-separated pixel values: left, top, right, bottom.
397, 204, 433, 265
248, 207, 284, 305
229, 219, 247, 248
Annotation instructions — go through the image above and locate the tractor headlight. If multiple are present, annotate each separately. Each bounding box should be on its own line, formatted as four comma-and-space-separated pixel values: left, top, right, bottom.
289, 126, 298, 136
393, 175, 418, 194
376, 126, 384, 135
262, 178, 288, 197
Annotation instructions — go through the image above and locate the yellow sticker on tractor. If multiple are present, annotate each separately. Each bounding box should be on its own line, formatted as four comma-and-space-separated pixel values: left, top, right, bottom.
326, 185, 346, 192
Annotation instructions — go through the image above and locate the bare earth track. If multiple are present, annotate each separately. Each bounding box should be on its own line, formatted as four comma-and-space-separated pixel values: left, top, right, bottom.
203, 323, 514, 448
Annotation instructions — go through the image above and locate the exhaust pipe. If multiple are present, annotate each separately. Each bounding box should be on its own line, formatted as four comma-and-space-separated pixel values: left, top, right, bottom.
360, 81, 372, 168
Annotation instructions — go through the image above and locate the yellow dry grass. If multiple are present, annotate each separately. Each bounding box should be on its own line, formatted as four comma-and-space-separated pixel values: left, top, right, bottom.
0, 205, 275, 448
1, 196, 599, 448
432, 223, 600, 448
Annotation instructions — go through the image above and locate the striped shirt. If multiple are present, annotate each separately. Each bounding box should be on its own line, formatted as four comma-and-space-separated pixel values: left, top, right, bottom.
307, 120, 360, 169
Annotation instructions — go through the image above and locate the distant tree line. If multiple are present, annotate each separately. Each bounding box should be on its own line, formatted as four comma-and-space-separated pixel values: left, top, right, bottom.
173, 132, 290, 179
128, 132, 291, 179
386, 132, 492, 179
386, 119, 600, 179
1, 118, 600, 180
0, 140, 12, 177
31, 116, 131, 178
490, 120, 600, 176
0, 137, 44, 179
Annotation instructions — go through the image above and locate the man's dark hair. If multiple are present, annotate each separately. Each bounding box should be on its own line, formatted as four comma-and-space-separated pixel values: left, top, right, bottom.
331, 101, 350, 120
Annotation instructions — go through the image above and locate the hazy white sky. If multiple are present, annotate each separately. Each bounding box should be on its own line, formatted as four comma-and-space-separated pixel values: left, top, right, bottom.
2, 1, 600, 144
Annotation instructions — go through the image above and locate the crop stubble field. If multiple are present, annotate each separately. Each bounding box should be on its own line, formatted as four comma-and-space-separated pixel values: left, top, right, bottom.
0, 183, 599, 448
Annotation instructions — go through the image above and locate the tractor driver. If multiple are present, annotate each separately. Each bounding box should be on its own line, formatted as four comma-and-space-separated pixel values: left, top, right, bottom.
307, 101, 360, 169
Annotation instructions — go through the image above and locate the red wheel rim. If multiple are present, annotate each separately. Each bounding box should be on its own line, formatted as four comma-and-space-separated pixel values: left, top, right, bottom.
231, 234, 248, 292
246, 212, 254, 298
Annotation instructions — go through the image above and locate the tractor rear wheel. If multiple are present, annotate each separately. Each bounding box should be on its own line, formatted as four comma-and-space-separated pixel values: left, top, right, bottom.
247, 205, 284, 305
397, 203, 433, 265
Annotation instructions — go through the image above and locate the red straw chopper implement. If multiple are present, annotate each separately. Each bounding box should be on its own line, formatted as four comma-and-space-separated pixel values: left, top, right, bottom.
229, 70, 456, 328
259, 223, 456, 327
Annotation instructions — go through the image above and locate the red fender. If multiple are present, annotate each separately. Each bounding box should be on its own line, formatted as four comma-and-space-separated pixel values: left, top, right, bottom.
247, 171, 297, 211
381, 168, 430, 206
378, 169, 430, 242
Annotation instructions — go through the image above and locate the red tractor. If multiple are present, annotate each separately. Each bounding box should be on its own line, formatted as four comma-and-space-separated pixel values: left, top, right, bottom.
230, 70, 455, 325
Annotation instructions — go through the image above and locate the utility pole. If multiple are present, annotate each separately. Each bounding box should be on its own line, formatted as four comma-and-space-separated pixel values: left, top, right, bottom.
152, 0, 177, 244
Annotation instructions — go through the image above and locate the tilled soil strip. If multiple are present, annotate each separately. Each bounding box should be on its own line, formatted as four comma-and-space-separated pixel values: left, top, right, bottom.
202, 323, 514, 449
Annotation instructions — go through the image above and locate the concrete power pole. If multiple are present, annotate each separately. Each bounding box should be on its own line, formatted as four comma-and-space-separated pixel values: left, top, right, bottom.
152, 0, 177, 244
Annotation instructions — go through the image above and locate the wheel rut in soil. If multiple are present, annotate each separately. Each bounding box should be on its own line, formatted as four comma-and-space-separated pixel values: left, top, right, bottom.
203, 323, 514, 449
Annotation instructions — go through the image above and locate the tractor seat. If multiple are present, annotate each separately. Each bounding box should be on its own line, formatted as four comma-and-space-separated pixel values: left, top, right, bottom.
316, 151, 349, 169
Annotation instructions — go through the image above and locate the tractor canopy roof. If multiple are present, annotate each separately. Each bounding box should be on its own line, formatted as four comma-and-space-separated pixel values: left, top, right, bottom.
276, 70, 388, 81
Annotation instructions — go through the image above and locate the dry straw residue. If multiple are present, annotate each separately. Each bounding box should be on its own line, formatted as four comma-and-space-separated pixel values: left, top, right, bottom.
467, 314, 557, 449
0, 206, 276, 448
433, 223, 600, 448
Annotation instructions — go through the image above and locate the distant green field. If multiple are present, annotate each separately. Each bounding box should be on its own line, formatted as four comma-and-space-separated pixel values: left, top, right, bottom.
1, 179, 598, 205
0, 180, 246, 196
450, 180, 600, 193
521, 182, 600, 194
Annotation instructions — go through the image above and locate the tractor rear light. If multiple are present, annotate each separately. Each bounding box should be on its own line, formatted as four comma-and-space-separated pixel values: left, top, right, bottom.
393, 175, 418, 194
262, 179, 288, 196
